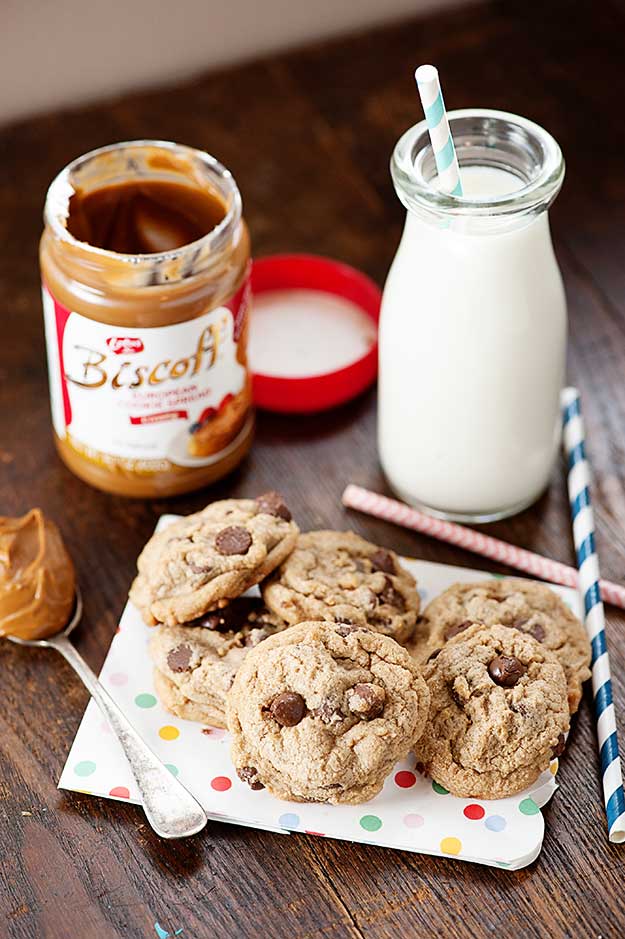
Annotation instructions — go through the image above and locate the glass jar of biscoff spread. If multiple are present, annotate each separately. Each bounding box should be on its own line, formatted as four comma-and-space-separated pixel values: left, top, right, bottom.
40, 140, 253, 498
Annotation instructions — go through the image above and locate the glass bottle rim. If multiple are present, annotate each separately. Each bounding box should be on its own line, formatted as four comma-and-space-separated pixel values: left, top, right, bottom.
43, 139, 242, 265
391, 108, 565, 218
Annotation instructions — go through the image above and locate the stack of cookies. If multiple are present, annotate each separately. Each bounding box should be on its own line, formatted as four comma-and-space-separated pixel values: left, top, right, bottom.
130, 493, 299, 728
410, 579, 591, 799
129, 494, 591, 806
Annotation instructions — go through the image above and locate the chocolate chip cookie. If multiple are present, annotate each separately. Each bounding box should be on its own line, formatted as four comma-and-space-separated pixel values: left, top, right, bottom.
415, 623, 570, 799
227, 620, 430, 804
261, 531, 420, 645
150, 596, 287, 728
129, 493, 299, 626
413, 578, 590, 713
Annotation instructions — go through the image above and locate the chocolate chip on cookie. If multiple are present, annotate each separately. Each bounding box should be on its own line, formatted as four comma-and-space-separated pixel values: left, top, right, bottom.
215, 526, 253, 556
488, 654, 527, 687
270, 691, 306, 726
312, 699, 343, 724
346, 683, 386, 719
370, 549, 396, 574
379, 576, 406, 612
335, 622, 359, 636
237, 766, 265, 790
444, 620, 472, 640
510, 618, 546, 642
193, 611, 236, 631
552, 732, 566, 757
191, 596, 263, 632
166, 644, 193, 672
187, 561, 213, 574
256, 491, 292, 521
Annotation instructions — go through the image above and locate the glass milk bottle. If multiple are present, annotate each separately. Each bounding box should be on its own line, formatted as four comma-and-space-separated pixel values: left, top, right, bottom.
378, 109, 566, 522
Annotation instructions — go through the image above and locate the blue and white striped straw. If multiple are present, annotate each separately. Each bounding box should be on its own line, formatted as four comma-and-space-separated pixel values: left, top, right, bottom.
562, 386, 625, 843
415, 64, 463, 196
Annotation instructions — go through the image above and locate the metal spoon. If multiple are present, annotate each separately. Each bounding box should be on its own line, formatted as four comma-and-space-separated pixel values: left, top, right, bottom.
8, 589, 207, 839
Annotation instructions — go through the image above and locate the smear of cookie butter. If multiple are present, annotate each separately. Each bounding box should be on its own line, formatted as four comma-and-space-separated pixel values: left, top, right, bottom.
0, 509, 76, 639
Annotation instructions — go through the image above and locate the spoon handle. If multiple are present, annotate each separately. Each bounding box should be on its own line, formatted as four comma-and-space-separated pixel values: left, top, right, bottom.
53, 635, 207, 839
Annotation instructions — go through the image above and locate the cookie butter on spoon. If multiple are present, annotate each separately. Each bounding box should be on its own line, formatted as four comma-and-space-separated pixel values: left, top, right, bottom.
1, 508, 207, 839
0, 509, 76, 641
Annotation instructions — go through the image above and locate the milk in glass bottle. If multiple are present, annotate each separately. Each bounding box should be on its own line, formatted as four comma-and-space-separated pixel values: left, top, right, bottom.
378, 109, 566, 521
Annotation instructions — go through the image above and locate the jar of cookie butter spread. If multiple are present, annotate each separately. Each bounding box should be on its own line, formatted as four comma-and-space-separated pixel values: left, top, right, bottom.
40, 140, 253, 497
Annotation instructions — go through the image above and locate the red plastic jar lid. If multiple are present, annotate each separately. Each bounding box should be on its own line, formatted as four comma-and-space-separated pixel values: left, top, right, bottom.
249, 254, 381, 413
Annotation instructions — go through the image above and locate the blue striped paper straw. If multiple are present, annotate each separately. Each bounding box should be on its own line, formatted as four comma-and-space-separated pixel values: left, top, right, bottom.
562, 386, 625, 843
415, 64, 463, 196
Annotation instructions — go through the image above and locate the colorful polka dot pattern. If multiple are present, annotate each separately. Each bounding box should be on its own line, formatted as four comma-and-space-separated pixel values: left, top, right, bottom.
67, 713, 550, 869
74, 761, 96, 777
109, 786, 130, 799
135, 693, 157, 708
279, 813, 300, 829
519, 798, 540, 816
462, 804, 507, 833
60, 550, 565, 871
109, 672, 128, 686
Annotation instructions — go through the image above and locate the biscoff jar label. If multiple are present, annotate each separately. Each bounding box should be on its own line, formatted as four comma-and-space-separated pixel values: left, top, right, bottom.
42, 276, 252, 474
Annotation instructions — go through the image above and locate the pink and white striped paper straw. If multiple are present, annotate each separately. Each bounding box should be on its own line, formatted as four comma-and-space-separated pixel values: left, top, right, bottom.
342, 484, 625, 610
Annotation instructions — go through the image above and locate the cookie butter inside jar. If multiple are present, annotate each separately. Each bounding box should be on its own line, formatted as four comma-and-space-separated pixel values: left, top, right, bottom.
40, 141, 253, 498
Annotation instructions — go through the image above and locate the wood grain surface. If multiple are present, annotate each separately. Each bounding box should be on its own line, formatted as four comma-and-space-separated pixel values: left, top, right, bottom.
2, 1, 625, 936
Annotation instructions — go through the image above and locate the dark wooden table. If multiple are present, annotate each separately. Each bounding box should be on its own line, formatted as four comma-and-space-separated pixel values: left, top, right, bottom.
3, 1, 625, 936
